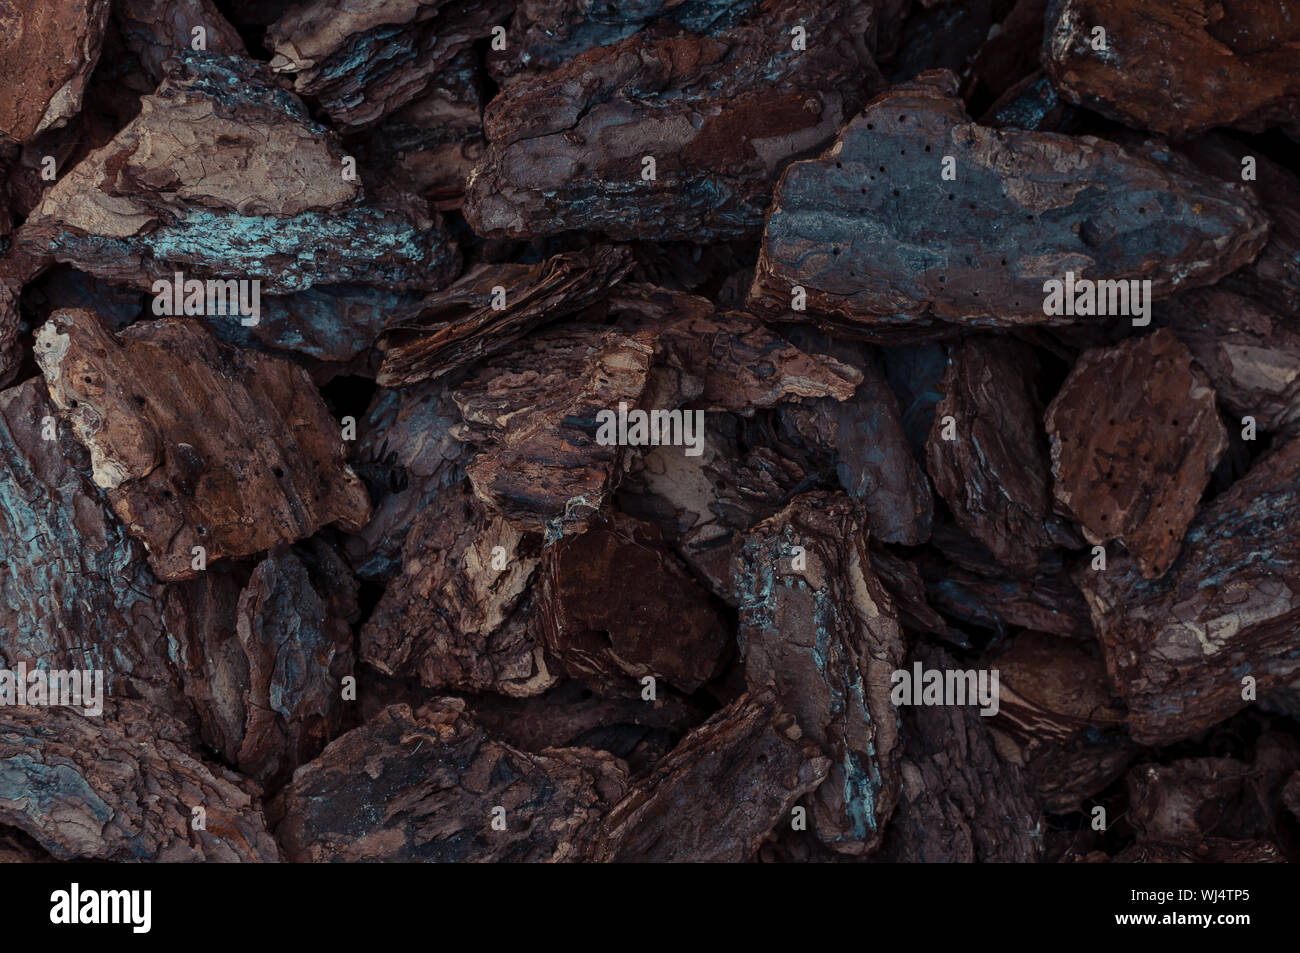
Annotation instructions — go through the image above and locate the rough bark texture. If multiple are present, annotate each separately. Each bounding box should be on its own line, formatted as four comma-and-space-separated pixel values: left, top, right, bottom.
1046, 329, 1228, 579
20, 52, 460, 294
115, 0, 246, 82
272, 700, 627, 862
361, 483, 555, 697
732, 491, 905, 856
927, 336, 1069, 576
0, 700, 279, 861
537, 511, 730, 693
748, 71, 1269, 334
33, 309, 371, 581
464, 0, 882, 241
592, 690, 830, 862
1078, 436, 1300, 745
1045, 0, 1300, 139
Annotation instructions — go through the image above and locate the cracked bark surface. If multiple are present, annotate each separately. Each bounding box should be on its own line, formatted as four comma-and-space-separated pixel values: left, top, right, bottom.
33, 309, 371, 581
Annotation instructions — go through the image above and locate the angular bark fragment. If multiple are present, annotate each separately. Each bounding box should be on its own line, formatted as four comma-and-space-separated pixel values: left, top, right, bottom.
489, 0, 760, 86
33, 309, 371, 581
21, 52, 460, 294
922, 559, 1094, 639
272, 700, 627, 862
732, 491, 905, 856
451, 324, 656, 538
1161, 289, 1300, 433
1044, 0, 1300, 139
345, 379, 471, 580
0, 701, 278, 861
592, 690, 830, 862
617, 412, 813, 601
1077, 436, 1300, 745
361, 483, 555, 697
378, 247, 635, 387
0, 0, 111, 146
748, 71, 1269, 332
1114, 839, 1284, 863
171, 547, 354, 789
881, 642, 1043, 863
266, 0, 513, 129
115, 0, 246, 82
778, 334, 933, 544
1046, 329, 1227, 579
465, 0, 881, 242
927, 336, 1069, 576
987, 632, 1133, 813
538, 512, 730, 693
0, 378, 189, 720
0, 280, 20, 388
869, 546, 951, 637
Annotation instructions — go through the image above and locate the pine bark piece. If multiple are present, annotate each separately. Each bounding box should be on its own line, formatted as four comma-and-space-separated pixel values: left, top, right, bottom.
537, 512, 730, 694
0, 0, 111, 146
266, 0, 514, 129
33, 309, 371, 581
988, 632, 1133, 813
1045, 329, 1228, 579
732, 491, 906, 856
115, 0, 246, 82
0, 378, 190, 720
489, 0, 759, 86
591, 690, 831, 862
361, 483, 556, 698
1077, 436, 1300, 745
0, 700, 279, 862
378, 247, 635, 387
1114, 839, 1284, 863
345, 379, 470, 580
272, 700, 627, 862
20, 52, 460, 294
778, 335, 933, 545
748, 71, 1270, 332
1044, 0, 1300, 139
464, 0, 881, 242
176, 547, 354, 789
927, 337, 1066, 576
451, 324, 656, 538
882, 644, 1043, 863
1163, 290, 1300, 434
0, 279, 20, 388
921, 561, 1094, 639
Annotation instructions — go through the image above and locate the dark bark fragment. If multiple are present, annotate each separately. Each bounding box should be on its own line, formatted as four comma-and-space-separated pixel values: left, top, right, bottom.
987, 632, 1134, 813
1046, 329, 1228, 578
465, 0, 881, 242
748, 71, 1269, 333
537, 512, 730, 693
266, 0, 514, 129
1044, 0, 1300, 139
591, 690, 830, 862
20, 53, 460, 294
115, 0, 246, 82
345, 379, 471, 580
0, 0, 111, 146
1077, 436, 1300, 745
378, 247, 635, 387
33, 309, 371, 581
778, 334, 933, 545
272, 700, 627, 862
881, 644, 1043, 862
0, 377, 189, 720
927, 336, 1070, 576
0, 700, 278, 861
1114, 839, 1285, 863
451, 324, 656, 538
361, 483, 554, 698
732, 491, 905, 855
921, 557, 1094, 639
1161, 288, 1300, 433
